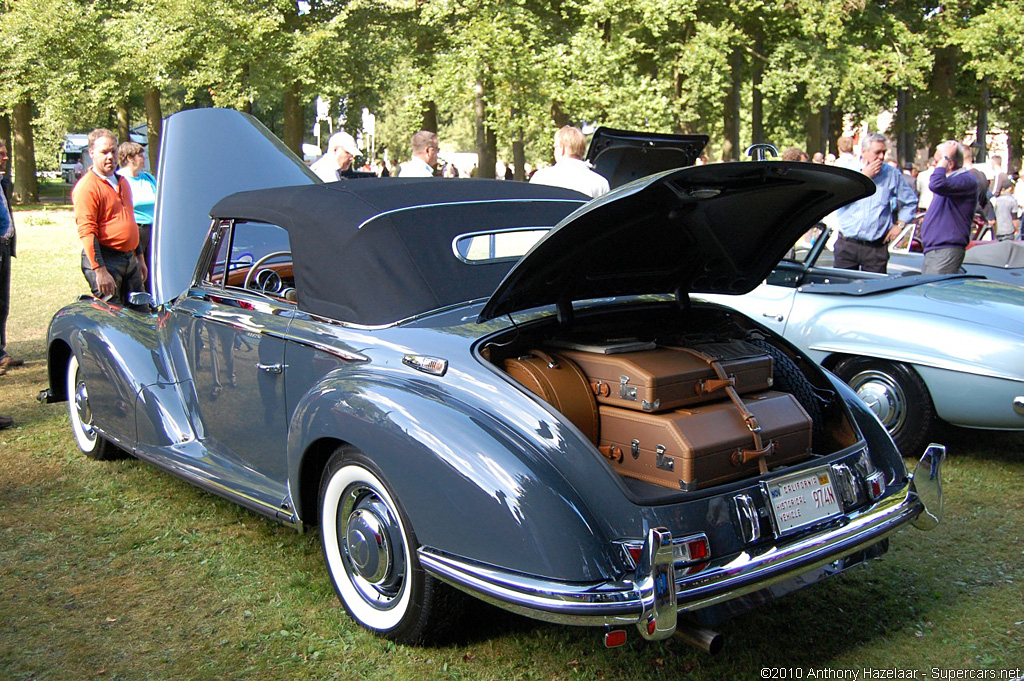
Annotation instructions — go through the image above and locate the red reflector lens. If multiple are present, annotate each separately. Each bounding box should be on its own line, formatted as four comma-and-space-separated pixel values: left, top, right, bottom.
604, 629, 627, 648
647, 618, 657, 635
626, 545, 644, 564
687, 538, 709, 561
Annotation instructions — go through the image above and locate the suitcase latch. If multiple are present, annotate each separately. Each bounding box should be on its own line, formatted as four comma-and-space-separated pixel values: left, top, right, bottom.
631, 439, 640, 459
655, 445, 674, 472
619, 376, 637, 401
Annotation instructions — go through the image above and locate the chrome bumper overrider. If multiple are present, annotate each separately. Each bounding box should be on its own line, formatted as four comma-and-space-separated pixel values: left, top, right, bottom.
419, 446, 945, 640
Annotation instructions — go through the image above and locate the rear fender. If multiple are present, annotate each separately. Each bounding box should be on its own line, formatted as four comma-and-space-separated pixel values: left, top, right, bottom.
287, 375, 622, 582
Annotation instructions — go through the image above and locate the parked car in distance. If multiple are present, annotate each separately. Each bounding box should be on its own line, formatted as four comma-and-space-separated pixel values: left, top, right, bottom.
43, 109, 944, 651
702, 224, 1024, 456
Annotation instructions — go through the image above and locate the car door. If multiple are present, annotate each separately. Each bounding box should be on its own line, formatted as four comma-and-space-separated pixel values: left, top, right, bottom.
164, 219, 296, 513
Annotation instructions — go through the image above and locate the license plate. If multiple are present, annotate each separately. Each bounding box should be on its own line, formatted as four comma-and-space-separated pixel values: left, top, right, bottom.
766, 467, 842, 535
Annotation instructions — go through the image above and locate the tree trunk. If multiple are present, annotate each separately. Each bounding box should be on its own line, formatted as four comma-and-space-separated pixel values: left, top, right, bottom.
421, 100, 438, 134
475, 79, 497, 179
0, 114, 10, 176
283, 85, 303, 156
926, 46, 957, 147
11, 100, 37, 205
804, 108, 822, 158
975, 87, 989, 164
751, 30, 764, 146
145, 88, 163, 173
512, 128, 526, 181
721, 49, 742, 162
828, 106, 843, 156
117, 100, 131, 146
820, 102, 831, 158
550, 101, 569, 129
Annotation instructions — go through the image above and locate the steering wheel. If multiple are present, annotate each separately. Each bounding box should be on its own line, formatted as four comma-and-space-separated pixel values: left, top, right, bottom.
242, 251, 292, 294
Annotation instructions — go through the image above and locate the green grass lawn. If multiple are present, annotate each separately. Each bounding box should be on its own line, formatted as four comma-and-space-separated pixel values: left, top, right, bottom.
1, 210, 1022, 679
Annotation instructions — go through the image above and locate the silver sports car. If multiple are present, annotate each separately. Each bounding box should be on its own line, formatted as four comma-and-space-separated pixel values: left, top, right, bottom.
703, 225, 1024, 455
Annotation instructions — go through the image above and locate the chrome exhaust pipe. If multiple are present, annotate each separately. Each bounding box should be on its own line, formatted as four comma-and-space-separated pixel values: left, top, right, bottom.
673, 624, 724, 655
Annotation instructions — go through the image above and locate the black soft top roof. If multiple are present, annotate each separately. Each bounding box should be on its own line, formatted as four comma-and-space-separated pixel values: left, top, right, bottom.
210, 178, 586, 325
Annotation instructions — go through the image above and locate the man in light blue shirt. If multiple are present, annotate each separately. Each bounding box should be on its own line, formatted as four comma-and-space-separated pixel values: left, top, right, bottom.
834, 133, 918, 273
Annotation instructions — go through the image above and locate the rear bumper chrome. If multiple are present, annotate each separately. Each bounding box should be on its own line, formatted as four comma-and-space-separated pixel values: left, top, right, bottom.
419, 446, 944, 638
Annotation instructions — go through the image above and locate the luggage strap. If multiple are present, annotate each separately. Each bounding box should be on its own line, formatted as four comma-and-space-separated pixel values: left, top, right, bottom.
677, 347, 771, 474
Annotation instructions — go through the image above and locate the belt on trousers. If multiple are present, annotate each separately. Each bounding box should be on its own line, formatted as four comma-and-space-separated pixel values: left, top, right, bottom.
839, 234, 886, 247
98, 244, 135, 256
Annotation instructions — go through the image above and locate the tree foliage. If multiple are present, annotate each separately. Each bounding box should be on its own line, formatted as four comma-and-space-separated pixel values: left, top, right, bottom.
3, 0, 1024, 195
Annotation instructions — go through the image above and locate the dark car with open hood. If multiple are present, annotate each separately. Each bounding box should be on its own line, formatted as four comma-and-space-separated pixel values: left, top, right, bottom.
43, 109, 944, 652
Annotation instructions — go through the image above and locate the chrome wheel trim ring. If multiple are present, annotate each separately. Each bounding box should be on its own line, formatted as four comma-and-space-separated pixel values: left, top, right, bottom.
338, 483, 407, 611
848, 369, 907, 434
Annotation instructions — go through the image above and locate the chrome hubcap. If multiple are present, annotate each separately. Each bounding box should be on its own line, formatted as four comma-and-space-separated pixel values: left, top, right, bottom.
74, 379, 96, 438
849, 370, 906, 434
340, 485, 405, 609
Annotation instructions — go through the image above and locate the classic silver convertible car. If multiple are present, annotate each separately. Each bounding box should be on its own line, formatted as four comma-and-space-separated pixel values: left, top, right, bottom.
44, 109, 943, 650
703, 225, 1024, 456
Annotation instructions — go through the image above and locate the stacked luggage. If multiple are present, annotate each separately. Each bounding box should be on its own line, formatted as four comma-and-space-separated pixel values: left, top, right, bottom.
505, 340, 813, 491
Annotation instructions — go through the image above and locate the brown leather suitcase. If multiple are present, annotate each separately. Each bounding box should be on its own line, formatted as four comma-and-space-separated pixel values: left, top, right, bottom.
504, 350, 599, 444
599, 391, 813, 491
557, 340, 773, 412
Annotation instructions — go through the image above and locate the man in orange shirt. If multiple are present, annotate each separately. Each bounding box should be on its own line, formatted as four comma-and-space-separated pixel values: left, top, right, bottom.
73, 129, 147, 305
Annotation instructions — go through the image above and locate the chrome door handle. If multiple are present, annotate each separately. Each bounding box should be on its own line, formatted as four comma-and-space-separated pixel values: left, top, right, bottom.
256, 363, 286, 374
762, 312, 784, 322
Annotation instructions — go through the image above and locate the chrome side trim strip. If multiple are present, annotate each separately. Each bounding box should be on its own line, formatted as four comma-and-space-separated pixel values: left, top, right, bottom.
260, 330, 368, 363
355, 198, 585, 231
418, 486, 922, 629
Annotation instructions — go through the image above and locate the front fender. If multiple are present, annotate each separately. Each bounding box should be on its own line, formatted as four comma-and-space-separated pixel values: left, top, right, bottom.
287, 372, 622, 583
797, 304, 1024, 382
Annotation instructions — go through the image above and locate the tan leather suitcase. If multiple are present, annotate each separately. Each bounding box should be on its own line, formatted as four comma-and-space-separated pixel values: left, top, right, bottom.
599, 391, 812, 491
557, 341, 773, 412
504, 350, 599, 444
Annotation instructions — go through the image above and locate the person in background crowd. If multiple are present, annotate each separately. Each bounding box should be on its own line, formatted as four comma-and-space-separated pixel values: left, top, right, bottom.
835, 136, 858, 170
529, 125, 609, 198
310, 131, 361, 182
811, 152, 825, 164
988, 154, 1009, 197
0, 140, 20, 379
920, 140, 977, 274
73, 129, 146, 305
917, 157, 937, 212
833, 133, 917, 273
781, 147, 809, 162
989, 179, 1019, 241
397, 130, 440, 177
962, 146, 990, 222
117, 141, 157, 288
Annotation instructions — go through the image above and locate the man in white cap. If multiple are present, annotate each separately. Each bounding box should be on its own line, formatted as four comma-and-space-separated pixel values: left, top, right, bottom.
310, 131, 361, 182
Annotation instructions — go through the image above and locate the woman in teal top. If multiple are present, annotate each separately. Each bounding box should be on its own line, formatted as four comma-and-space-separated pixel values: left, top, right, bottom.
117, 141, 157, 291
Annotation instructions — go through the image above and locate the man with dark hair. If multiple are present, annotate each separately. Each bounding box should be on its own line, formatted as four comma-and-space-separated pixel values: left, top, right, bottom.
920, 140, 979, 274
529, 126, 609, 198
833, 133, 918, 273
398, 130, 439, 177
72, 129, 146, 305
0, 139, 19, 376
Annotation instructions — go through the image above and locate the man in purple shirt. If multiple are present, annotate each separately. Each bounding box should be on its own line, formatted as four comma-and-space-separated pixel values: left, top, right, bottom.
920, 141, 977, 274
